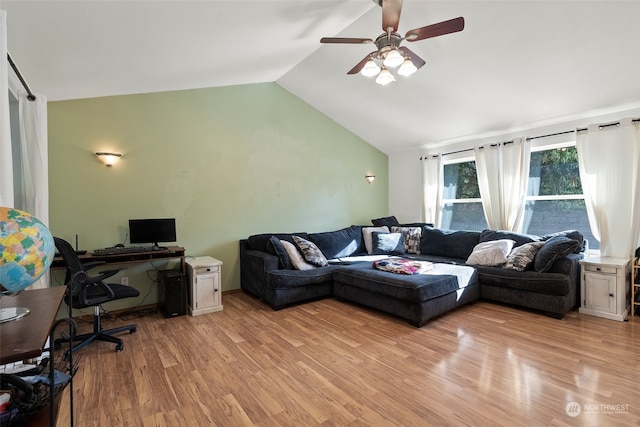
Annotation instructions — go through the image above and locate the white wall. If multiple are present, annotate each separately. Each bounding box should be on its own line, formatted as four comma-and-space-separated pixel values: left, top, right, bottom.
389, 104, 640, 224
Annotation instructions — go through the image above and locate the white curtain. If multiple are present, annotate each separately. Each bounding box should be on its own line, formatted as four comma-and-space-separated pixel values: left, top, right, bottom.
0, 10, 14, 207
422, 154, 443, 227
475, 138, 531, 231
576, 118, 640, 258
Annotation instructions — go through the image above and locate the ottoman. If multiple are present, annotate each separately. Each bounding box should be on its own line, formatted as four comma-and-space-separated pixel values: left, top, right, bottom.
332, 262, 480, 327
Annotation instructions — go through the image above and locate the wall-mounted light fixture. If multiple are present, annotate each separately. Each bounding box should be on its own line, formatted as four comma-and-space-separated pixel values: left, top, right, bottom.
95, 152, 122, 167
365, 174, 376, 184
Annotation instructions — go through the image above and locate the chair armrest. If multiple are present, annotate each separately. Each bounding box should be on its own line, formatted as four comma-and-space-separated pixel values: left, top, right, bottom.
82, 260, 106, 271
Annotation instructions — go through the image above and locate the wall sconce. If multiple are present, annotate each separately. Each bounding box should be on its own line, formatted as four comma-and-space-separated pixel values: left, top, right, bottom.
365, 174, 376, 184
95, 152, 122, 167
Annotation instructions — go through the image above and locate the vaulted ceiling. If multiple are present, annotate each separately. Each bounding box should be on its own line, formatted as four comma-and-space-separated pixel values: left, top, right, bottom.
4, 1, 640, 154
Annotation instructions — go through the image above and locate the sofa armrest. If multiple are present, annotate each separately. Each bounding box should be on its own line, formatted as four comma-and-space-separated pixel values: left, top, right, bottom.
239, 239, 281, 300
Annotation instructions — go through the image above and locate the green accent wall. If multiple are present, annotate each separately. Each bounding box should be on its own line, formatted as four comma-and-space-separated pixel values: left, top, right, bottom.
48, 83, 388, 311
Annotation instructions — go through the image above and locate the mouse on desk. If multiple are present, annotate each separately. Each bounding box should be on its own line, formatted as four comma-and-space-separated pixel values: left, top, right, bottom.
114, 243, 125, 248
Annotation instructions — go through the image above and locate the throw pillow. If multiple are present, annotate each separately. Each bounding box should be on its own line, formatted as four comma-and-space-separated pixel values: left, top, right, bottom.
534, 236, 581, 272
503, 241, 546, 271
391, 226, 422, 254
466, 239, 516, 266
371, 232, 405, 256
371, 216, 400, 228
362, 226, 389, 254
479, 229, 541, 248
268, 236, 293, 269
280, 240, 316, 270
540, 230, 584, 254
292, 235, 329, 267
420, 228, 481, 260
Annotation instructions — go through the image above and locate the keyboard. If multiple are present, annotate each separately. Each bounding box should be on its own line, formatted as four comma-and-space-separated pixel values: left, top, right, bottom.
91, 246, 155, 256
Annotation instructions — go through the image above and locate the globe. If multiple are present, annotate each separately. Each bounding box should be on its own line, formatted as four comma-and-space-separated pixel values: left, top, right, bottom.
0, 207, 55, 295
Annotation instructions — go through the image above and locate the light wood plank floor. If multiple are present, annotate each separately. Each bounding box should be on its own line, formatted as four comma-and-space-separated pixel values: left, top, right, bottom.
55, 292, 640, 426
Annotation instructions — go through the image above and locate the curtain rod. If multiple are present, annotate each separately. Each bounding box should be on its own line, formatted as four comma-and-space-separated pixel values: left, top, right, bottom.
421, 118, 640, 159
7, 53, 36, 101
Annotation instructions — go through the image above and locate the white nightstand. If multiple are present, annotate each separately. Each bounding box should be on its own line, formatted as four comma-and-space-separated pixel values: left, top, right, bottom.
186, 256, 223, 316
579, 256, 631, 321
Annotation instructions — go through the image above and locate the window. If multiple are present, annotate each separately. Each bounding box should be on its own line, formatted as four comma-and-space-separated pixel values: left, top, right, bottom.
441, 160, 488, 231
522, 144, 598, 250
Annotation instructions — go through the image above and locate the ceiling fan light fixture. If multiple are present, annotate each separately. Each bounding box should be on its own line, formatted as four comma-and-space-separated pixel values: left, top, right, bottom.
375, 67, 395, 86
360, 59, 381, 77
397, 58, 417, 76
382, 48, 404, 68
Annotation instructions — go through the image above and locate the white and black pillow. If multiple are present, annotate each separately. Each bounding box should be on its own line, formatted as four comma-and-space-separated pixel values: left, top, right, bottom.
504, 241, 545, 271
391, 226, 422, 254
362, 226, 389, 254
281, 240, 316, 270
372, 232, 405, 256
292, 235, 329, 267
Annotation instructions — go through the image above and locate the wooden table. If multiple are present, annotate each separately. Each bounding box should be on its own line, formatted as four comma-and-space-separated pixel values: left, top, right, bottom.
0, 286, 66, 365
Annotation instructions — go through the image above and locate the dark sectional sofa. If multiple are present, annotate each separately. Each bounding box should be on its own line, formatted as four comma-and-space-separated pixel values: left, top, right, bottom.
239, 219, 584, 326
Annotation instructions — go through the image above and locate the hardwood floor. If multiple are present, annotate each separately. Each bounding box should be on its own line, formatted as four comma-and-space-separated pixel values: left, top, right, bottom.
55, 292, 640, 426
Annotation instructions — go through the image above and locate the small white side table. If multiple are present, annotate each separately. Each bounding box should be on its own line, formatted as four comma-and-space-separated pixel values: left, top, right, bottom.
579, 256, 631, 321
186, 256, 223, 316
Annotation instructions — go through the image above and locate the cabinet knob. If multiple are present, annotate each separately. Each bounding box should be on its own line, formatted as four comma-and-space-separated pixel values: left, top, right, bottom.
609, 293, 614, 298
596, 267, 601, 271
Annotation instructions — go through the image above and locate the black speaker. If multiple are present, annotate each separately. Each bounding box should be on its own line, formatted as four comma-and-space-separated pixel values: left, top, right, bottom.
158, 269, 187, 317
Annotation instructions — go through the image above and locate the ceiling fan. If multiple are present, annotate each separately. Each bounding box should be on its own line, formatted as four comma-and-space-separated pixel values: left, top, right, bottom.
320, 0, 464, 85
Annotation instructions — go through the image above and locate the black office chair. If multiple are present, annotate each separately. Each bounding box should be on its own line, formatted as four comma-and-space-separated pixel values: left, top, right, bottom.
54, 237, 139, 356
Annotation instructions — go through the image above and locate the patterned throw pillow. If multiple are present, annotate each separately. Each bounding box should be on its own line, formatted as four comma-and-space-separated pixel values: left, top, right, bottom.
292, 235, 329, 267
391, 226, 422, 254
504, 241, 545, 271
280, 240, 316, 270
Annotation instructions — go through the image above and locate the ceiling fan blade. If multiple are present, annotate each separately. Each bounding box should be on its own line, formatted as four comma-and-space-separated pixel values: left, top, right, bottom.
347, 52, 378, 75
320, 37, 373, 44
405, 17, 465, 42
382, 0, 403, 32
398, 46, 425, 69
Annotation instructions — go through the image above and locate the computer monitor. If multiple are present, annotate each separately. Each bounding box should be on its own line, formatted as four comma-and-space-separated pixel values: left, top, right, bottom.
128, 218, 177, 250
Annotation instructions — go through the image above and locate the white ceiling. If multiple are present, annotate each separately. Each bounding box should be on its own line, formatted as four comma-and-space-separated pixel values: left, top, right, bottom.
4, 0, 640, 154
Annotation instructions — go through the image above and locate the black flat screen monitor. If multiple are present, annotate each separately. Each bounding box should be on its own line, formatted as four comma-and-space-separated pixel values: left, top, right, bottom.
129, 218, 176, 250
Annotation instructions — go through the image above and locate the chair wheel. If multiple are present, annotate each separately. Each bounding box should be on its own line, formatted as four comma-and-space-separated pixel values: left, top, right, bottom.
116, 343, 124, 352
130, 327, 137, 334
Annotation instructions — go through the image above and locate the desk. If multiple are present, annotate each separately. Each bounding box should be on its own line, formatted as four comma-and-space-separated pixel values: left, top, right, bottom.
0, 287, 66, 365
51, 246, 186, 273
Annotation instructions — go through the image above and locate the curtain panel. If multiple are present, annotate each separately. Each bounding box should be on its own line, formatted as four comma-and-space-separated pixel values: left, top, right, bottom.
475, 138, 530, 231
422, 154, 443, 228
0, 10, 14, 207
576, 118, 640, 258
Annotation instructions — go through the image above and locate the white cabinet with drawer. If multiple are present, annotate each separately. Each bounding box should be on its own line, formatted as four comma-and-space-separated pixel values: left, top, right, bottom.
186, 256, 223, 316
579, 256, 631, 321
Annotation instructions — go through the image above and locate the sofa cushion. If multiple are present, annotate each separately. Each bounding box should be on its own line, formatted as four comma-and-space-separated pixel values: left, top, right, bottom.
479, 229, 541, 248
420, 228, 480, 260
466, 239, 515, 266
268, 236, 293, 270
504, 241, 546, 271
372, 232, 405, 255
475, 265, 572, 296
363, 226, 390, 254
308, 225, 364, 259
292, 236, 329, 267
391, 226, 422, 254
281, 240, 316, 270
248, 232, 310, 253
371, 216, 400, 227
534, 236, 581, 272
541, 230, 584, 254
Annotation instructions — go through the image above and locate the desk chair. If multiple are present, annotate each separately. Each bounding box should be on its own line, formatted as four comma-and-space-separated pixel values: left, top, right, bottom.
54, 237, 139, 356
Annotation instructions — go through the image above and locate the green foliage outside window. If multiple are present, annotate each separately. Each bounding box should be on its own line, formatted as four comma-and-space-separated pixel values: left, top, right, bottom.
529, 146, 582, 196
